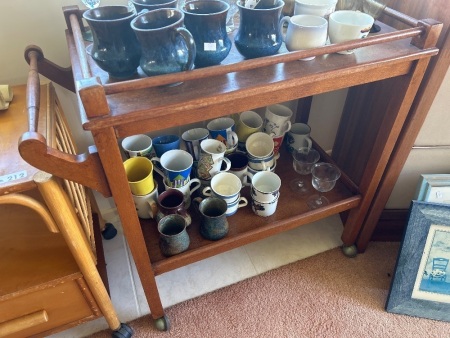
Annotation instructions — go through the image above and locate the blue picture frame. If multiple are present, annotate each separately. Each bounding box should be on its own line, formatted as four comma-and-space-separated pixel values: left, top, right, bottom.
386, 200, 450, 322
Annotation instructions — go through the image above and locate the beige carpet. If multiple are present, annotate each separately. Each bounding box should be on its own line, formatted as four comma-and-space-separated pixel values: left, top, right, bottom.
89, 242, 450, 338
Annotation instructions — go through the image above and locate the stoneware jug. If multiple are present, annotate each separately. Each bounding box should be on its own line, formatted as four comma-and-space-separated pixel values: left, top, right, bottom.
154, 188, 192, 226
131, 8, 196, 78
83, 6, 141, 79
234, 0, 285, 59
158, 214, 190, 256
182, 0, 232, 67
193, 197, 229, 241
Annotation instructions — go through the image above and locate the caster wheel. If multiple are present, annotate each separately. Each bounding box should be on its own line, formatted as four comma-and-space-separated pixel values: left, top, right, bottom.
112, 323, 134, 338
342, 245, 358, 258
102, 222, 118, 240
154, 315, 170, 331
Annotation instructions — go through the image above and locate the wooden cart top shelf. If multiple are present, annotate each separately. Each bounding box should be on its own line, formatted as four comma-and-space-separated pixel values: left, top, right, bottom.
59, 6, 441, 139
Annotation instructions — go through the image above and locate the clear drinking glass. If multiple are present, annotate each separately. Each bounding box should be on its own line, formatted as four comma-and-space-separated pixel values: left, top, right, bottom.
306, 162, 341, 210
289, 147, 320, 195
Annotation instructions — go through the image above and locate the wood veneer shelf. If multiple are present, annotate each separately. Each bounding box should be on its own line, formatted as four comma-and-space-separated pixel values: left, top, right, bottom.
20, 5, 442, 330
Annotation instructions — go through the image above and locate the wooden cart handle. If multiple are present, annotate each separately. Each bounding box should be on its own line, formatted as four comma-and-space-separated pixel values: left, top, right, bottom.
19, 48, 112, 197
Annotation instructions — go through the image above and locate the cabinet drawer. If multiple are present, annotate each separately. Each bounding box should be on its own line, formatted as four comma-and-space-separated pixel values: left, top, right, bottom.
0, 276, 100, 338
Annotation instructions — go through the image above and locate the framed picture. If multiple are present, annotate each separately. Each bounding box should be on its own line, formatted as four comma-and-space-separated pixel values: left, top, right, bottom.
414, 174, 450, 204
386, 201, 450, 321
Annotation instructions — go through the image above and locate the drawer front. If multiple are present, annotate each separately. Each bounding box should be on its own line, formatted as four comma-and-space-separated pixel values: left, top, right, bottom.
0, 278, 98, 338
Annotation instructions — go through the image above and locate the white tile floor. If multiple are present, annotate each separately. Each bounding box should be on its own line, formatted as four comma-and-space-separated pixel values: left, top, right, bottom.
50, 210, 344, 338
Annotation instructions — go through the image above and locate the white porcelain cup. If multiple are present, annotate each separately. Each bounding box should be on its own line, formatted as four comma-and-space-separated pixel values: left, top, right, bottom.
286, 123, 313, 153
121, 134, 153, 159
249, 171, 282, 203
246, 132, 274, 158
328, 10, 374, 54
202, 172, 243, 204
163, 177, 201, 208
132, 181, 159, 219
196, 139, 232, 180
294, 0, 337, 18
263, 104, 293, 136
251, 192, 280, 217
280, 15, 329, 61
225, 194, 248, 216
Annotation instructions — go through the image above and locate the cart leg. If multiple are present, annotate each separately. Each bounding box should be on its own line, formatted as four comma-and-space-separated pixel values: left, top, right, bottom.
33, 171, 127, 333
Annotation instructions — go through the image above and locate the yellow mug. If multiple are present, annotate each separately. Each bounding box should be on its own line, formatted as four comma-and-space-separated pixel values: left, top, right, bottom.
235, 110, 263, 143
124, 157, 155, 196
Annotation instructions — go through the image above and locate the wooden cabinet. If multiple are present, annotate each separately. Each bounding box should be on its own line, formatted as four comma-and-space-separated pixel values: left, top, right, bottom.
0, 85, 127, 337
19, 5, 443, 330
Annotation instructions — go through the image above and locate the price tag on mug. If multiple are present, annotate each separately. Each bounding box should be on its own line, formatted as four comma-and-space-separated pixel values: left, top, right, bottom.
204, 43, 217, 51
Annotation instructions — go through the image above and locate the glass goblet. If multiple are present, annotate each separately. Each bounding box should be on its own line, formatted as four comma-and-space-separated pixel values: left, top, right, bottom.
289, 147, 320, 195
306, 162, 341, 210
361, 0, 389, 33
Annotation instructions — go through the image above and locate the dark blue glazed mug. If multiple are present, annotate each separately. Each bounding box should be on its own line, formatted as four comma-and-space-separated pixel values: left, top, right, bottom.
131, 0, 177, 13
182, 0, 232, 67
131, 8, 196, 78
83, 6, 141, 79
234, 0, 285, 59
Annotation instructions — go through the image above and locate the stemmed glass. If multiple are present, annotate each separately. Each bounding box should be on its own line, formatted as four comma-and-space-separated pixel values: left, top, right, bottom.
289, 147, 320, 195
361, 0, 389, 33
306, 162, 341, 210
80, 0, 101, 41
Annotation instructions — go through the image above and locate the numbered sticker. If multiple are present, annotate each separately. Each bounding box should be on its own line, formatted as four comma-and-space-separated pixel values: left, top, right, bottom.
0, 170, 27, 184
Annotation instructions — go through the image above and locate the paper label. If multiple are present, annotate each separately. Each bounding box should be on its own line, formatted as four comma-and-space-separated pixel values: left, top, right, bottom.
204, 43, 217, 51
0, 170, 27, 184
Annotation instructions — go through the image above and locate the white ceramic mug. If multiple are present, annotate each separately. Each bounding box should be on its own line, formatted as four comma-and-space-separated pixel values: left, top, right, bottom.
294, 0, 337, 18
280, 15, 329, 61
263, 104, 293, 136
196, 139, 232, 180
121, 134, 153, 159
328, 10, 374, 54
251, 192, 280, 217
163, 177, 201, 208
286, 123, 313, 153
132, 181, 159, 219
249, 171, 282, 203
202, 172, 243, 203
225, 194, 248, 216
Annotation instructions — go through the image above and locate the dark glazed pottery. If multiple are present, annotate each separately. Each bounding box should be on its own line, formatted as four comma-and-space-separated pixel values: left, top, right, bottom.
194, 197, 229, 241
131, 9, 196, 77
131, 0, 178, 14
83, 6, 141, 79
182, 0, 232, 67
158, 214, 190, 256
234, 0, 285, 59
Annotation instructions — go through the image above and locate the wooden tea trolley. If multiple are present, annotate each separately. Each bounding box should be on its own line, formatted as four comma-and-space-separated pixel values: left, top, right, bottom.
20, 5, 442, 330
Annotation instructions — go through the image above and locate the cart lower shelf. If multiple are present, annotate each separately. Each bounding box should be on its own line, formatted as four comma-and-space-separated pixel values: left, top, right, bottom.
141, 145, 361, 276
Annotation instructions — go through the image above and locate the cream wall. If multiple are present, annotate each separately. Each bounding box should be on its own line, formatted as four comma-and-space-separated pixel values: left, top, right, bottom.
1, 1, 448, 210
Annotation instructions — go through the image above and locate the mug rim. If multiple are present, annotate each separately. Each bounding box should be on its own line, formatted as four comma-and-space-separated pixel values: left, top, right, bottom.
83, 5, 136, 22
182, 0, 230, 15
329, 10, 374, 26
131, 8, 184, 31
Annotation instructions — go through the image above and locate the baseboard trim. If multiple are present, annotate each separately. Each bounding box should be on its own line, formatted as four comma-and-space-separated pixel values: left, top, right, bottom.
370, 209, 408, 242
